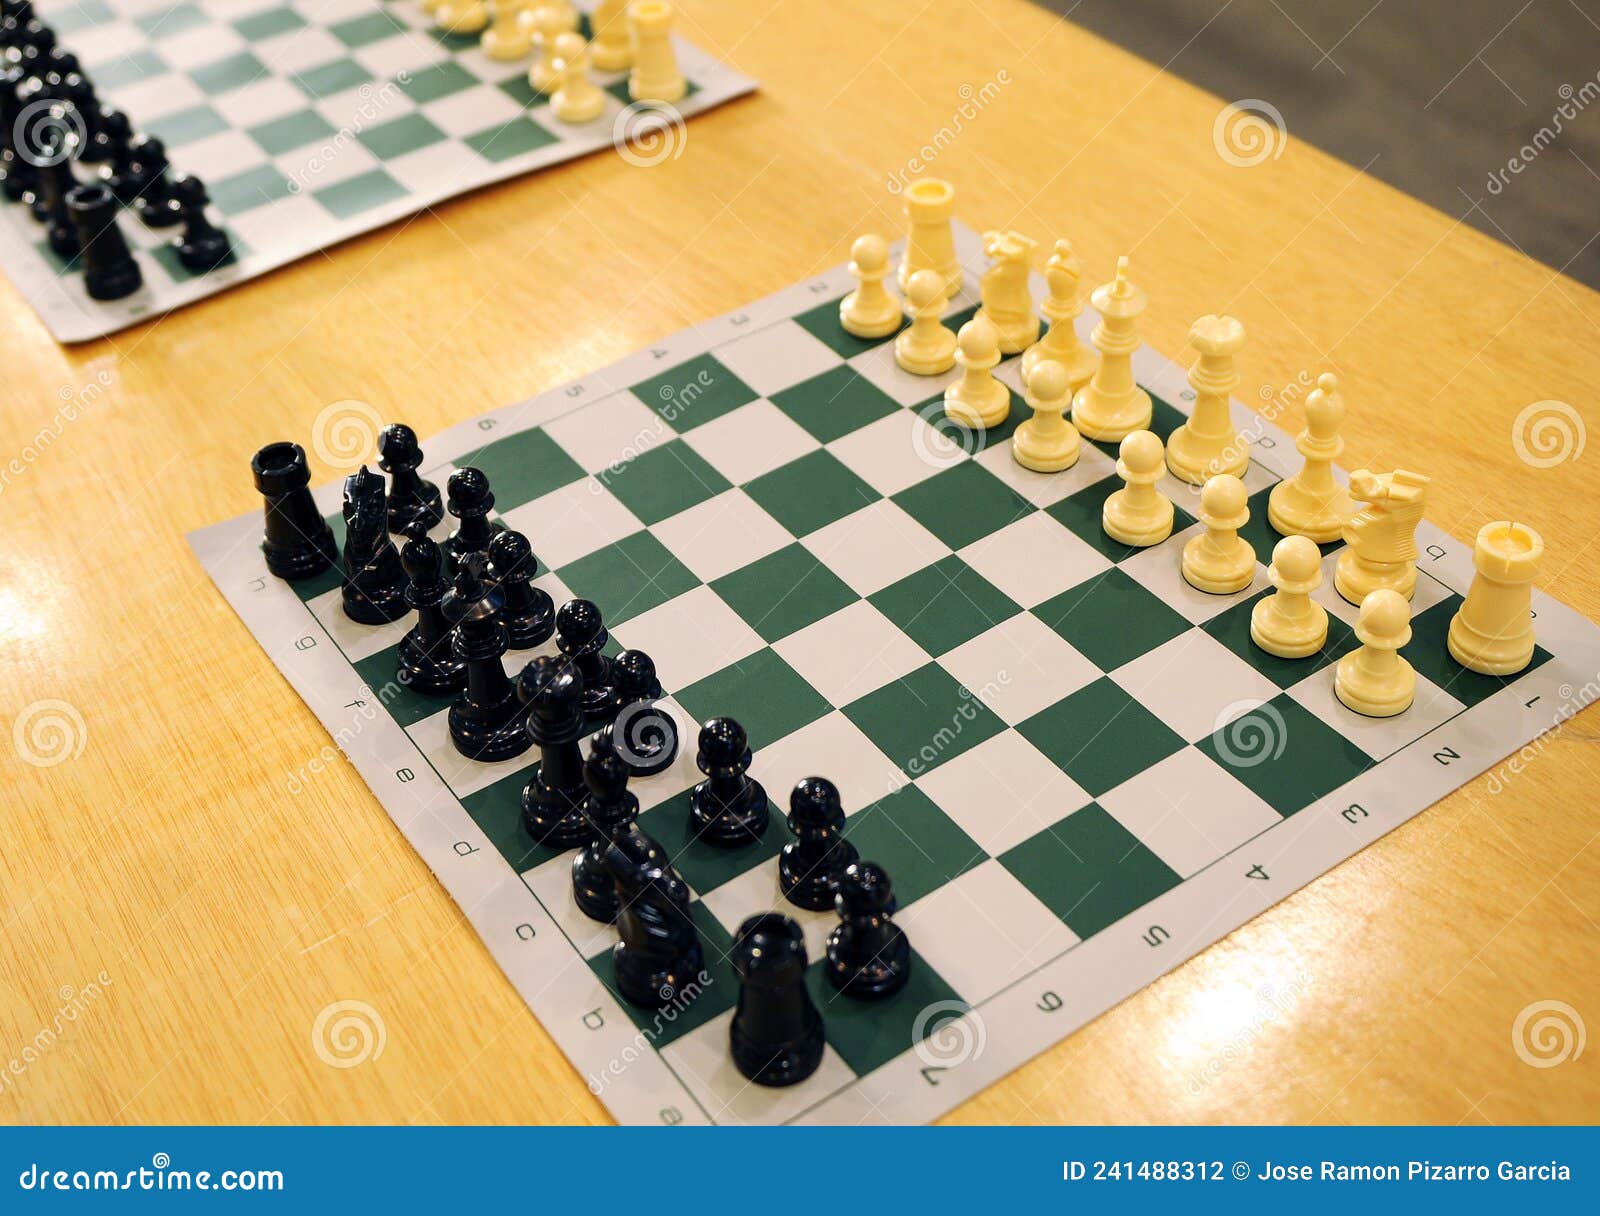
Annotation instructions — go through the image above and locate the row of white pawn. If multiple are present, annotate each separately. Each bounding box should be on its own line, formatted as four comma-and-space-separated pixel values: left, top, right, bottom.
837, 181, 1544, 719
425, 0, 687, 123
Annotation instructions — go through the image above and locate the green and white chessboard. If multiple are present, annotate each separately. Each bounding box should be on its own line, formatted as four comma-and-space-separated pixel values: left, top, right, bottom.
190, 223, 1600, 1125
7, 0, 754, 342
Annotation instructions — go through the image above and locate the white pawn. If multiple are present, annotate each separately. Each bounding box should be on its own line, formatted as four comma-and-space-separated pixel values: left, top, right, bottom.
1023, 237, 1097, 391
944, 314, 1009, 428
435, 0, 490, 34
629, 0, 687, 103
839, 234, 901, 339
1012, 360, 1079, 472
1251, 535, 1329, 658
1102, 430, 1173, 547
482, 0, 533, 59
1268, 372, 1355, 542
894, 268, 957, 375
526, 5, 567, 91
1182, 474, 1255, 594
1335, 589, 1415, 718
590, 0, 633, 71
550, 33, 606, 123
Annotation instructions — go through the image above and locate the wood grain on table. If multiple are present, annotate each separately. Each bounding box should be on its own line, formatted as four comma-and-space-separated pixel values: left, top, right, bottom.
2, 0, 1597, 1124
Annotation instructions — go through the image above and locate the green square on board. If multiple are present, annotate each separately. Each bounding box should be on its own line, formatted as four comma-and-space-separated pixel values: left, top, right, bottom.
1032, 568, 1191, 672
465, 116, 562, 162
868, 555, 1020, 658
459, 763, 557, 874
842, 784, 985, 906
556, 532, 699, 626
357, 113, 448, 161
808, 950, 965, 1077
247, 108, 338, 156
312, 168, 409, 221
1196, 693, 1373, 816
603, 440, 731, 526
633, 354, 759, 432
635, 788, 785, 896
794, 293, 902, 360
769, 366, 901, 445
191, 50, 270, 95
710, 544, 858, 644
1404, 596, 1553, 709
1203, 588, 1359, 689
892, 461, 1032, 551
1017, 677, 1185, 797
460, 426, 585, 511
742, 449, 880, 538
843, 663, 1005, 776
675, 648, 831, 751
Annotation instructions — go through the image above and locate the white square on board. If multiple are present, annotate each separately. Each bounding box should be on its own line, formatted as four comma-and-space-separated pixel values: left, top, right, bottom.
828, 410, 956, 497
649, 489, 791, 583
899, 860, 1080, 1004
544, 390, 671, 475
1287, 667, 1465, 761
661, 1011, 857, 1126
611, 585, 765, 691
1110, 629, 1282, 742
403, 709, 536, 799
801, 499, 949, 597
937, 614, 1101, 726
975, 433, 1117, 509
957, 511, 1111, 608
846, 341, 957, 407
749, 710, 904, 812
682, 399, 820, 484
713, 320, 842, 397
499, 478, 643, 570
914, 731, 1092, 856
771, 601, 930, 707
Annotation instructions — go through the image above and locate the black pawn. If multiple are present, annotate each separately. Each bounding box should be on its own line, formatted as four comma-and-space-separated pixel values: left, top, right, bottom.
610, 648, 678, 778
488, 531, 553, 649
447, 557, 532, 763
571, 724, 640, 923
100, 109, 139, 203
779, 777, 859, 912
340, 466, 409, 625
130, 135, 181, 227
688, 717, 769, 847
377, 422, 442, 532
63, 74, 108, 165
65, 182, 140, 300
442, 466, 503, 574
169, 174, 230, 272
518, 655, 590, 847
607, 825, 703, 1008
825, 861, 911, 1000
396, 524, 465, 696
251, 442, 337, 581
730, 914, 825, 1088
555, 598, 614, 719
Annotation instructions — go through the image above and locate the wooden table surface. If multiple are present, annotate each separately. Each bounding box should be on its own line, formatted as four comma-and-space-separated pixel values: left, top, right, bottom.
3, 0, 1598, 1125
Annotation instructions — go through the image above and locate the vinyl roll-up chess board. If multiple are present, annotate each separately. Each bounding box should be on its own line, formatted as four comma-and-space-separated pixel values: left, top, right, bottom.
191, 223, 1600, 1124
4, 0, 755, 342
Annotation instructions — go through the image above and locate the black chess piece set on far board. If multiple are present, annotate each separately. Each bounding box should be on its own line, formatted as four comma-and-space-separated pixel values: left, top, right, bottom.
251, 423, 916, 1089
0, 0, 230, 301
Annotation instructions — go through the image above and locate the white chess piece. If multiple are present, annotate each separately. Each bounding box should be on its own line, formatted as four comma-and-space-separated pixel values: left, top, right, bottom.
526, 5, 568, 91
550, 33, 606, 123
944, 314, 1009, 429
1071, 256, 1152, 442
1023, 237, 1096, 390
1251, 535, 1329, 658
1335, 468, 1429, 604
590, 0, 633, 71
1267, 372, 1355, 542
894, 269, 957, 375
1102, 429, 1173, 547
1448, 521, 1544, 675
1335, 589, 1415, 717
481, 0, 533, 59
1166, 313, 1248, 485
839, 234, 902, 339
1012, 360, 1080, 472
435, 0, 490, 34
976, 229, 1039, 354
897, 177, 960, 300
629, 0, 687, 103
1181, 473, 1255, 594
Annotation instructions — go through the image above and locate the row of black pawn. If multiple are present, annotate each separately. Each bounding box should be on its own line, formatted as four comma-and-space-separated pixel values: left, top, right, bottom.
251, 426, 913, 1088
0, 0, 230, 300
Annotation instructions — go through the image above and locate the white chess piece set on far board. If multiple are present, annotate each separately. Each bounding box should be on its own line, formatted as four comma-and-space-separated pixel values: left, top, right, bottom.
838, 176, 1549, 721
427, 0, 688, 122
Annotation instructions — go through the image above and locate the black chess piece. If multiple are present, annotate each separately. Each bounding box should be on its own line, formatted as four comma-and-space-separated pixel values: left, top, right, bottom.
377, 423, 442, 532
729, 913, 825, 1088
340, 466, 410, 624
488, 531, 554, 649
169, 174, 231, 271
100, 109, 139, 203
688, 717, 769, 847
610, 649, 678, 778
39, 47, 77, 90
62, 73, 108, 165
554, 598, 613, 719
607, 824, 704, 1009
65, 182, 140, 300
571, 723, 640, 923
129, 135, 181, 227
518, 655, 591, 847
396, 524, 465, 696
250, 441, 337, 581
29, 130, 78, 259
825, 861, 911, 1000
447, 557, 533, 763
779, 776, 859, 912
0, 64, 34, 204
442, 466, 503, 574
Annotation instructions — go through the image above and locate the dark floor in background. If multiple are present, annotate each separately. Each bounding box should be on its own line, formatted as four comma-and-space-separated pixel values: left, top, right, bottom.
1048, 0, 1600, 289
